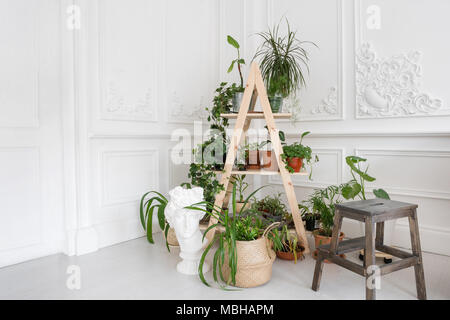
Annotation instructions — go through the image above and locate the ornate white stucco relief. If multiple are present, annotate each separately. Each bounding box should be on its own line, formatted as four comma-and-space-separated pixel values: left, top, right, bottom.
170, 92, 207, 121
312, 87, 338, 115
356, 43, 446, 118
105, 81, 154, 119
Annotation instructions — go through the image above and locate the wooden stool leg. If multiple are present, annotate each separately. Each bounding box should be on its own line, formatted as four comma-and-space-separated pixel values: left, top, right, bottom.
312, 251, 325, 291
329, 210, 343, 254
365, 218, 376, 300
375, 221, 384, 247
409, 209, 427, 300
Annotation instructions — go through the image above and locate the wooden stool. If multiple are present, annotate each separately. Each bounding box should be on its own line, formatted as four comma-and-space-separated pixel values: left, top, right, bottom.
311, 199, 427, 300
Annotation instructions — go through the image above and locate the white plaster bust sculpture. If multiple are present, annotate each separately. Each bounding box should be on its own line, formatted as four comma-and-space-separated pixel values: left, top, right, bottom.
165, 186, 210, 275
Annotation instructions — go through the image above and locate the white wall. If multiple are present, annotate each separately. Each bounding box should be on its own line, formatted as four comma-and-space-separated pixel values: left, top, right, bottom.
0, 0, 65, 267
1, 0, 449, 267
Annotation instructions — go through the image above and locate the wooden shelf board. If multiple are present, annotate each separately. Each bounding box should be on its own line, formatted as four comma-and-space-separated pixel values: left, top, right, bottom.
221, 112, 292, 119
214, 169, 308, 176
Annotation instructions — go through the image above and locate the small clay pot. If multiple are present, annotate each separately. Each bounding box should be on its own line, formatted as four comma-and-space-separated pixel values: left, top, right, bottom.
261, 150, 278, 171
276, 246, 305, 262
313, 231, 345, 264
287, 157, 303, 172
246, 150, 260, 170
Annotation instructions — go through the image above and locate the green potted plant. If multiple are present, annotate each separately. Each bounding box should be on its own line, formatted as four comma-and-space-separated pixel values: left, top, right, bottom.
271, 224, 305, 263
234, 175, 249, 213
139, 190, 173, 250
226, 35, 246, 112
259, 128, 285, 172
341, 156, 390, 201
186, 161, 224, 223
254, 19, 317, 110
281, 131, 318, 176
298, 202, 320, 232
304, 185, 346, 262
305, 156, 390, 262
267, 75, 288, 113
189, 184, 278, 288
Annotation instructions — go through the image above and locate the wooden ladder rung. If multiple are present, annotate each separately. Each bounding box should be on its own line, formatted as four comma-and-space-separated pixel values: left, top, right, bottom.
319, 236, 365, 254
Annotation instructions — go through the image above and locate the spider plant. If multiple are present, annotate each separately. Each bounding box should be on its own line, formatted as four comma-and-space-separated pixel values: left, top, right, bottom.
271, 224, 303, 263
234, 175, 249, 203
139, 191, 171, 251
186, 183, 266, 288
254, 18, 317, 98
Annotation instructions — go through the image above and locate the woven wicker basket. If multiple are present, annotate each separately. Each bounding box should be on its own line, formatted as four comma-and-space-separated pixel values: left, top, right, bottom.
165, 227, 179, 247
221, 222, 279, 288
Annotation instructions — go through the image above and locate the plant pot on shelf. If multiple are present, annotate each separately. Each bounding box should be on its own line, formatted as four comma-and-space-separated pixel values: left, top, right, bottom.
232, 90, 257, 113
246, 150, 261, 170
312, 231, 345, 264
268, 94, 283, 113
276, 245, 305, 262
260, 150, 278, 171
287, 157, 303, 173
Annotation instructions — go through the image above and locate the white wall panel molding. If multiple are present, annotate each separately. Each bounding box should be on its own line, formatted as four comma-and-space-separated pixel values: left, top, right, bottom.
268, 0, 344, 122
285, 132, 450, 138
269, 148, 344, 189
164, 0, 220, 124
89, 133, 173, 140
98, 0, 158, 122
393, 222, 450, 256
100, 149, 159, 207
355, 149, 450, 200
0, 147, 42, 253
0, 0, 39, 128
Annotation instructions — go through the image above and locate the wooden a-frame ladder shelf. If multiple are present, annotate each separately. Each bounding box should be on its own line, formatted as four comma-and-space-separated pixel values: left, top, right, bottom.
206, 62, 310, 254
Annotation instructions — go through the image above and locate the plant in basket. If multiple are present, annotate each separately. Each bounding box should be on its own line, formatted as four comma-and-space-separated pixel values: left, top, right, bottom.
234, 175, 250, 213
188, 184, 279, 289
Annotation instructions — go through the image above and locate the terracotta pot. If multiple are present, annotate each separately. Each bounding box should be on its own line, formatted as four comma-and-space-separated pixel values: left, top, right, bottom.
287, 157, 303, 172
246, 150, 260, 170
313, 231, 345, 264
261, 150, 278, 171
276, 246, 305, 262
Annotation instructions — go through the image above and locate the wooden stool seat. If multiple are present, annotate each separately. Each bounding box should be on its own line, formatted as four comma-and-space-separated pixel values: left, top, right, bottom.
336, 199, 417, 217
312, 199, 427, 300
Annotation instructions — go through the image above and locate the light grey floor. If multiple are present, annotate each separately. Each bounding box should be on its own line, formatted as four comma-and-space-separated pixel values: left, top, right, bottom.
1, 233, 449, 300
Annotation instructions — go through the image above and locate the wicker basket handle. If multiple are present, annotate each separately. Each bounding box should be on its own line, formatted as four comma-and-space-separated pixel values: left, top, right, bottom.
262, 222, 280, 259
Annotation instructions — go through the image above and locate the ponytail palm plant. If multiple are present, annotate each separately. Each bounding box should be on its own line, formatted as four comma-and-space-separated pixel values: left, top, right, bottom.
254, 18, 317, 98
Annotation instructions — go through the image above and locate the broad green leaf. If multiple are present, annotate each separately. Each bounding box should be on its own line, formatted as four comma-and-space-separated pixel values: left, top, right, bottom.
146, 205, 155, 244
373, 188, 390, 199
157, 204, 166, 230
341, 181, 362, 200
227, 60, 236, 73
227, 35, 240, 49
345, 156, 375, 182
139, 191, 152, 229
